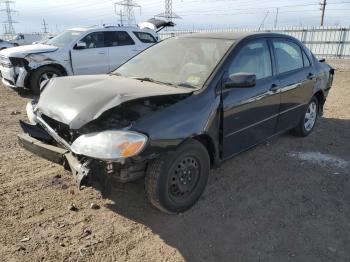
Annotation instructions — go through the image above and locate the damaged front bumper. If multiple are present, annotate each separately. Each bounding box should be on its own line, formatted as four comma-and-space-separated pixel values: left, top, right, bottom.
18, 120, 147, 188
18, 133, 90, 187
0, 63, 27, 89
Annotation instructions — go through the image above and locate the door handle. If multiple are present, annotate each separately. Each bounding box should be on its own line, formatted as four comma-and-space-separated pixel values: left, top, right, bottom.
98, 51, 106, 54
269, 83, 279, 92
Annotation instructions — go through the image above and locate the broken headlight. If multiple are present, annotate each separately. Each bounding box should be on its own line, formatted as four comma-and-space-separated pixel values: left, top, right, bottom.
71, 130, 148, 160
26, 101, 38, 124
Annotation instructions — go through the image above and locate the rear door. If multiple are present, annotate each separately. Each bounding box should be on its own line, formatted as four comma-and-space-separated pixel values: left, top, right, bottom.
222, 38, 281, 158
106, 31, 138, 71
271, 38, 316, 131
71, 31, 109, 75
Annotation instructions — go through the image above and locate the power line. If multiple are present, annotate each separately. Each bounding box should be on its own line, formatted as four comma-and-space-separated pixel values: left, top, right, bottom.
115, 0, 140, 26
156, 0, 181, 21
0, 0, 17, 37
42, 18, 48, 33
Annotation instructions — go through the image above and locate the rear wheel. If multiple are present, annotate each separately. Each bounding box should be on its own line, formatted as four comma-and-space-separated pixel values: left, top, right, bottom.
29, 66, 62, 94
292, 96, 319, 137
145, 139, 210, 213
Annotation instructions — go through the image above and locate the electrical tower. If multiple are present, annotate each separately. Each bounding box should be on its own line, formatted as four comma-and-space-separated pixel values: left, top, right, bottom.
0, 0, 17, 38
115, 0, 140, 26
156, 0, 180, 21
320, 0, 327, 26
42, 18, 48, 34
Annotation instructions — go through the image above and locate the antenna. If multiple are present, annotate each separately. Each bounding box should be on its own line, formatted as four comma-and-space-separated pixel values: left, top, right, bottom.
115, 0, 141, 26
156, 0, 180, 21
42, 18, 48, 34
0, 0, 17, 38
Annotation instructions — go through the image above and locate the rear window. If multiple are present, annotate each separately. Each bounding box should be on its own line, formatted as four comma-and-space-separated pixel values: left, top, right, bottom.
272, 39, 303, 74
133, 32, 157, 43
105, 31, 135, 47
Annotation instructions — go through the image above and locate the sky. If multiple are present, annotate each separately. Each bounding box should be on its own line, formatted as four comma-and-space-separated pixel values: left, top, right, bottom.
6, 0, 350, 34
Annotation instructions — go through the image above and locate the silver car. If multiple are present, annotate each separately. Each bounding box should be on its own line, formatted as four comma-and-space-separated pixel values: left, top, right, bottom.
0, 39, 14, 50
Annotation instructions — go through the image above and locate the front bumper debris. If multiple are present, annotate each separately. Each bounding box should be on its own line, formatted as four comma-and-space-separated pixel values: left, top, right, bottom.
18, 133, 90, 188
0, 64, 27, 89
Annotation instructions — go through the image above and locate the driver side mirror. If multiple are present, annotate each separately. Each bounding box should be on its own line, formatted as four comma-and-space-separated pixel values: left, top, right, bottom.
224, 73, 256, 89
75, 41, 87, 49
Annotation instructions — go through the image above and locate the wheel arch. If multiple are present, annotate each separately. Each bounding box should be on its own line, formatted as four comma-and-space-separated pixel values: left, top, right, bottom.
191, 134, 218, 168
313, 90, 325, 113
30, 63, 68, 76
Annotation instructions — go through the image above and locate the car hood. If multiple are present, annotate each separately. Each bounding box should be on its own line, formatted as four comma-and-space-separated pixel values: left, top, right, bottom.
0, 44, 58, 58
37, 75, 193, 129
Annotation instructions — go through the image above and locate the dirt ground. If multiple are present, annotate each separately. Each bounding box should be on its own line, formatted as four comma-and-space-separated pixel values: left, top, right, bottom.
0, 60, 349, 262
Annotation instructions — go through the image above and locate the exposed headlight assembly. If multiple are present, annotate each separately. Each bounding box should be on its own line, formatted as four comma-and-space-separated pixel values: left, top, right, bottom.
26, 101, 38, 124
71, 131, 148, 160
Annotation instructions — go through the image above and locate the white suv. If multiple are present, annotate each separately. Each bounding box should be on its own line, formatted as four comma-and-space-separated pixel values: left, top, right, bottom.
0, 25, 158, 93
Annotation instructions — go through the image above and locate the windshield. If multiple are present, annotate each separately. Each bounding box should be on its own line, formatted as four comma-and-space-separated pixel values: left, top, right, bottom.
114, 37, 234, 88
47, 30, 84, 47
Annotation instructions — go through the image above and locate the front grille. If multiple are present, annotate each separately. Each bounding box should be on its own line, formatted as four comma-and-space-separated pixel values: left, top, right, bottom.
41, 114, 77, 144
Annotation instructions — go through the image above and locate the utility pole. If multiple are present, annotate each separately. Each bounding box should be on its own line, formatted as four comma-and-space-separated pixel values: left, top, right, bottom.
274, 8, 279, 28
0, 0, 17, 39
320, 0, 327, 26
156, 0, 180, 22
114, 3, 125, 26
42, 18, 48, 34
258, 11, 269, 31
115, 0, 141, 26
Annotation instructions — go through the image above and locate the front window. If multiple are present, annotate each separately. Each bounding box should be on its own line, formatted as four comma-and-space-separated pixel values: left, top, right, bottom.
114, 37, 233, 88
79, 32, 105, 48
228, 39, 272, 80
47, 30, 84, 48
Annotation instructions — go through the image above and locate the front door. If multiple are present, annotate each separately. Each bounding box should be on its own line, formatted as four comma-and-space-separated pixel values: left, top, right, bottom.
105, 31, 138, 71
222, 38, 281, 158
71, 32, 110, 75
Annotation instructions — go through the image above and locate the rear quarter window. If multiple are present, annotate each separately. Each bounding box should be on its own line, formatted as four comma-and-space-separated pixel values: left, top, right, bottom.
133, 32, 157, 43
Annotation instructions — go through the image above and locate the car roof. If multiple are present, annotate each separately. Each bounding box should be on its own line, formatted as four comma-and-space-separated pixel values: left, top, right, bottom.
68, 26, 156, 34
180, 31, 294, 41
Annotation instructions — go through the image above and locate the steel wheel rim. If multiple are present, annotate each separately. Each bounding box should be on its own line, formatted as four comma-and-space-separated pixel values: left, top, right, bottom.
304, 101, 317, 132
39, 72, 58, 88
168, 156, 200, 202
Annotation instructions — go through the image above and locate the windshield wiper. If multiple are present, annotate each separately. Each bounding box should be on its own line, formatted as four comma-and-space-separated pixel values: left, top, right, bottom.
131, 77, 176, 87
177, 83, 197, 89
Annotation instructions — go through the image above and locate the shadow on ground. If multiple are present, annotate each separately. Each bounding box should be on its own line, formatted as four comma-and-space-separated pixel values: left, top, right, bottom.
104, 117, 350, 262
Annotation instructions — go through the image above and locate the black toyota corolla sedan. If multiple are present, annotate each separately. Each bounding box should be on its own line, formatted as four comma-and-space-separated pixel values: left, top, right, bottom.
18, 32, 334, 213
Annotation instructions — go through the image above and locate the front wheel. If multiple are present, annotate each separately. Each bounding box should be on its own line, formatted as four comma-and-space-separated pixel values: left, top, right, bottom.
29, 66, 62, 94
292, 96, 319, 137
145, 139, 210, 213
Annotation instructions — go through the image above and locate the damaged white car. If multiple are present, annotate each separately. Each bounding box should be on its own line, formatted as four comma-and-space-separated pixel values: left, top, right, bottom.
0, 25, 159, 94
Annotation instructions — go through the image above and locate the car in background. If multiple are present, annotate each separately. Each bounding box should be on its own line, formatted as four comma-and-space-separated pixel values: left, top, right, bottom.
0, 38, 14, 50
0, 25, 159, 93
9, 33, 44, 46
18, 32, 334, 213
32, 34, 56, 45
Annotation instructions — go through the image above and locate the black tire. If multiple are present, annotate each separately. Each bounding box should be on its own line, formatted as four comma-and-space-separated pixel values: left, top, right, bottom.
292, 96, 319, 137
29, 66, 62, 94
145, 139, 210, 213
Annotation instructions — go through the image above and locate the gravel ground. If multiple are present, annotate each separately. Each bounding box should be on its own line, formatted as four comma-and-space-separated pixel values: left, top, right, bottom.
0, 64, 349, 262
